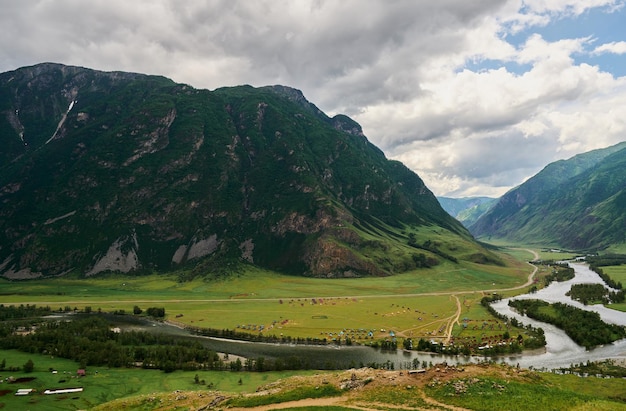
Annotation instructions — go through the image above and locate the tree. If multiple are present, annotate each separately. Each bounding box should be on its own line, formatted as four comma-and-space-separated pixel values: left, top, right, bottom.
133, 306, 143, 315
147, 307, 165, 318
256, 356, 265, 372
23, 359, 34, 373
230, 358, 242, 371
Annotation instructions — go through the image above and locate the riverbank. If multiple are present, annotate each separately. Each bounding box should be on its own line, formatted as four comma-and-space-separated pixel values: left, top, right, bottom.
490, 262, 626, 369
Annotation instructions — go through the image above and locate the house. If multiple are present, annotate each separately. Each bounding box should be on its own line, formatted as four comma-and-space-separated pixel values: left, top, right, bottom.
77, 369, 86, 377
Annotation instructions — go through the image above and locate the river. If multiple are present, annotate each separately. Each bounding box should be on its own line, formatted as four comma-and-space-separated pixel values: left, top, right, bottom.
489, 262, 626, 369
113, 262, 626, 370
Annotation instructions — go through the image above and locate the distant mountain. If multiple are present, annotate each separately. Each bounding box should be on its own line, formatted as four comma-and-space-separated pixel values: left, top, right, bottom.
471, 141, 626, 250
0, 63, 493, 279
437, 197, 496, 227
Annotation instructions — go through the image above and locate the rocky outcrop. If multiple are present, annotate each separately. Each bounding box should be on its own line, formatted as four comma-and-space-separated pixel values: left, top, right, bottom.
86, 234, 139, 276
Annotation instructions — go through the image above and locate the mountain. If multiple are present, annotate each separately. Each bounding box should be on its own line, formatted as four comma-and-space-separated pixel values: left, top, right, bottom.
437, 197, 496, 227
0, 63, 490, 279
471, 141, 626, 250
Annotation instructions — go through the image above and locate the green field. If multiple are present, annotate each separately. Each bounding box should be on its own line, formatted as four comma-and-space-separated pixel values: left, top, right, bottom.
0, 349, 321, 411
0, 250, 533, 344
425, 370, 626, 411
602, 265, 626, 286
599, 264, 626, 312
2, 248, 626, 410
4, 348, 625, 411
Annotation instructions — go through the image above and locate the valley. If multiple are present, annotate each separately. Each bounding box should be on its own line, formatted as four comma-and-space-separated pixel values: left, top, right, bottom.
0, 250, 532, 344
2, 248, 626, 410
1, 63, 626, 410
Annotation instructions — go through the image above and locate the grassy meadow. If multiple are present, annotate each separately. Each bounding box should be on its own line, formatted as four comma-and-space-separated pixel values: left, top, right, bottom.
6, 347, 624, 411
2, 247, 626, 410
0, 248, 535, 344
0, 349, 323, 411
600, 264, 626, 312
424, 369, 626, 411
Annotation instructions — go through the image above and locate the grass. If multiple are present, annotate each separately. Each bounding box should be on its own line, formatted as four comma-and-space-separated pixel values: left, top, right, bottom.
0, 250, 534, 343
167, 293, 462, 341
355, 385, 432, 409
0, 260, 528, 303
3, 246, 625, 410
225, 384, 342, 408
0, 349, 323, 411
0, 247, 550, 410
598, 264, 626, 312
425, 373, 626, 411
602, 265, 626, 286
541, 371, 626, 403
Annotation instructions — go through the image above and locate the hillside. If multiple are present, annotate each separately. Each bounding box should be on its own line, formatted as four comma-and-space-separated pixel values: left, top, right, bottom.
91, 364, 626, 411
471, 141, 626, 250
0, 63, 493, 279
438, 196, 496, 227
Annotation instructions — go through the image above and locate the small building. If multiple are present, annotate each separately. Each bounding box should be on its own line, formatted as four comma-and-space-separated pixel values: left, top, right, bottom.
77, 369, 86, 377
44, 388, 83, 395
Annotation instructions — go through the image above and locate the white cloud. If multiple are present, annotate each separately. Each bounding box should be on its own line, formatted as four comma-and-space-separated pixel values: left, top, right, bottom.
521, 0, 620, 15
593, 41, 626, 54
2, 0, 626, 197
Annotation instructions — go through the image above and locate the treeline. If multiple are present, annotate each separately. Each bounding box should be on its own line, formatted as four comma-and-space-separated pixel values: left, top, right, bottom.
0, 304, 52, 320
0, 314, 346, 372
594, 268, 624, 290
0, 315, 227, 371
587, 254, 626, 268
187, 326, 330, 345
508, 299, 626, 349
589, 265, 623, 290
543, 263, 575, 285
406, 336, 522, 356
557, 359, 626, 378
480, 294, 546, 350
0, 307, 370, 372
567, 283, 625, 305
398, 295, 545, 356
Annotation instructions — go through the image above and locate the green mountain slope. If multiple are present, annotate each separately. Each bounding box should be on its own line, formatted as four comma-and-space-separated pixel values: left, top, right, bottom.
437, 197, 496, 227
471, 141, 626, 250
0, 63, 490, 279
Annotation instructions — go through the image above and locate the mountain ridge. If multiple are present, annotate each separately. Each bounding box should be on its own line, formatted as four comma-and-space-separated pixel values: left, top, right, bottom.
470, 141, 626, 250
0, 63, 488, 279
437, 196, 496, 227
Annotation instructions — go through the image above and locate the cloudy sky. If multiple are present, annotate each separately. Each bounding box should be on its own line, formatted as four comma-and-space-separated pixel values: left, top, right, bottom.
3, 0, 626, 197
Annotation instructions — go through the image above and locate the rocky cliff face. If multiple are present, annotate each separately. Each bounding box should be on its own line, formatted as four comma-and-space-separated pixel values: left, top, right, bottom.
0, 63, 472, 279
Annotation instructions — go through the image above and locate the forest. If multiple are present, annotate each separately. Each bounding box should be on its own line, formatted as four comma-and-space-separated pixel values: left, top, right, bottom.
566, 283, 625, 305
542, 263, 575, 285
0, 305, 404, 373
508, 299, 626, 349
